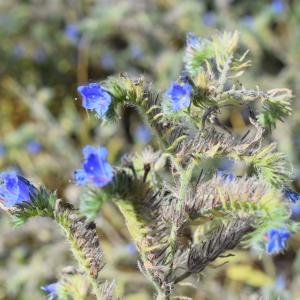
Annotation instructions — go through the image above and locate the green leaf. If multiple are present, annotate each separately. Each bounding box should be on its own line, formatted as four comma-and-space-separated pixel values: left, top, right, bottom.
258, 88, 292, 129
80, 188, 110, 220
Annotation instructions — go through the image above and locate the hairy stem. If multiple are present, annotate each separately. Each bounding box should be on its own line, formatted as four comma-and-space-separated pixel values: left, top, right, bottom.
54, 210, 103, 300
156, 291, 171, 300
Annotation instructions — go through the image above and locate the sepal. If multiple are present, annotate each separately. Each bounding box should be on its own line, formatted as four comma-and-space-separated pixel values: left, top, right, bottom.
11, 187, 56, 227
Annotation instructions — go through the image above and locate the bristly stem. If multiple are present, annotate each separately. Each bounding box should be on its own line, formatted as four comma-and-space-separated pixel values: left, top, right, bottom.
54, 209, 103, 300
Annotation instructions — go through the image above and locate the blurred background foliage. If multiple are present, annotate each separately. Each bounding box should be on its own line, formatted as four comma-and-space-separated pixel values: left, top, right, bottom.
1, 0, 300, 299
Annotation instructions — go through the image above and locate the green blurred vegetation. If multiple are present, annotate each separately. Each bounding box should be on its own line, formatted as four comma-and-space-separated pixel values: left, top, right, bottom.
1, 0, 300, 299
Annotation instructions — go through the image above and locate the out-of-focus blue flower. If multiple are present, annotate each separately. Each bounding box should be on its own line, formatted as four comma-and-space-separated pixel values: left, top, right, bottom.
179, 70, 190, 83
242, 15, 254, 28
77, 83, 112, 118
186, 32, 201, 49
218, 159, 234, 172
266, 228, 290, 255
291, 202, 300, 219
101, 53, 115, 70
0, 171, 37, 207
223, 173, 235, 183
13, 43, 25, 58
217, 170, 235, 183
130, 44, 143, 60
0, 144, 6, 157
26, 140, 41, 154
33, 48, 46, 63
126, 242, 137, 255
203, 12, 216, 27
135, 125, 152, 144
271, 0, 284, 14
41, 282, 59, 300
276, 274, 286, 289
64, 23, 80, 44
74, 145, 113, 187
284, 189, 300, 203
73, 169, 88, 185
165, 82, 192, 112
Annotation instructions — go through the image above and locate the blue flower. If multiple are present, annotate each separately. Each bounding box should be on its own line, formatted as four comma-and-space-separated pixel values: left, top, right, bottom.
64, 23, 80, 44
74, 145, 113, 187
186, 32, 201, 49
13, 43, 25, 58
165, 82, 192, 112
283, 189, 300, 203
275, 274, 286, 289
242, 15, 254, 29
0, 144, 6, 157
216, 170, 235, 183
73, 169, 88, 185
77, 83, 112, 118
271, 0, 284, 14
0, 171, 37, 207
135, 125, 152, 144
33, 48, 46, 63
130, 44, 143, 60
218, 159, 234, 171
126, 242, 137, 255
101, 53, 115, 70
266, 228, 290, 255
291, 202, 300, 219
26, 140, 41, 154
41, 282, 59, 300
203, 12, 216, 27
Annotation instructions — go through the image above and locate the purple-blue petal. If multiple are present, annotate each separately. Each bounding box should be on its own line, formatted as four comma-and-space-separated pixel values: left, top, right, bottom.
266, 227, 290, 255
0, 144, 6, 157
186, 32, 201, 48
96, 146, 109, 159
64, 23, 80, 44
284, 189, 300, 203
271, 0, 284, 14
77, 83, 111, 117
203, 12, 216, 27
165, 82, 192, 112
0, 171, 36, 207
42, 282, 59, 300
74, 145, 113, 188
291, 202, 300, 219
101, 53, 115, 70
26, 140, 41, 154
74, 169, 88, 185
135, 125, 152, 143
216, 170, 235, 183
126, 242, 137, 255
82, 145, 96, 158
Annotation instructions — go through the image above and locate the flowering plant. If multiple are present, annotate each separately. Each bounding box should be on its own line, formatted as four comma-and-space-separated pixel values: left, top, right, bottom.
0, 31, 299, 300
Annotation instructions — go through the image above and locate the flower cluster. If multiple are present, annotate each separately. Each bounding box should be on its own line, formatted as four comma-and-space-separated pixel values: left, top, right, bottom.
0, 171, 36, 207
74, 145, 113, 187
77, 83, 112, 118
